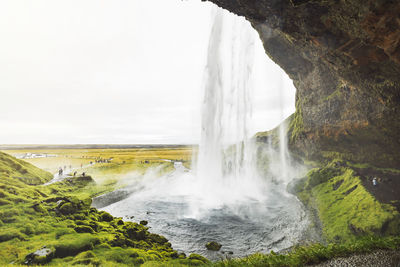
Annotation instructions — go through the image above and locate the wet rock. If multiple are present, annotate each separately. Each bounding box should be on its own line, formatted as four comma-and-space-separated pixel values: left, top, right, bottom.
91, 189, 131, 209
24, 246, 55, 265
206, 241, 222, 251
140, 220, 148, 226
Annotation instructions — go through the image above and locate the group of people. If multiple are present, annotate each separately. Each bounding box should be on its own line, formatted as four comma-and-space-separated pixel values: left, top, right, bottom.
58, 166, 85, 177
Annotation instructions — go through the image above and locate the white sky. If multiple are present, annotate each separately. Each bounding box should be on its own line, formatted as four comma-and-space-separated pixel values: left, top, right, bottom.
0, 0, 295, 144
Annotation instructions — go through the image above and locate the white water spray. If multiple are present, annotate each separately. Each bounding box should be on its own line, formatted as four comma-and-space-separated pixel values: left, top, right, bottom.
192, 7, 267, 213
101, 6, 308, 258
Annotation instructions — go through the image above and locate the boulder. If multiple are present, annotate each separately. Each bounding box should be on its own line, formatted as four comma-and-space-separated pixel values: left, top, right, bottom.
24, 246, 55, 265
205, 241, 222, 251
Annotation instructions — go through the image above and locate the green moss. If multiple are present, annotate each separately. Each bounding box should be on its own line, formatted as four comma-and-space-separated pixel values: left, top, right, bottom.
0, 229, 24, 242
0, 151, 52, 185
99, 211, 114, 222
53, 233, 100, 258
0, 199, 12, 206
289, 102, 304, 143
306, 163, 342, 189
74, 225, 95, 234
72, 251, 100, 266
295, 162, 399, 243
0, 151, 207, 266
205, 241, 222, 251
32, 203, 47, 214
313, 169, 398, 241
188, 253, 209, 263
59, 202, 76, 215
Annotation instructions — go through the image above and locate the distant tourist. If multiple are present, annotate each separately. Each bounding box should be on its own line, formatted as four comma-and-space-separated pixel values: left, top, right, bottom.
372, 177, 377, 186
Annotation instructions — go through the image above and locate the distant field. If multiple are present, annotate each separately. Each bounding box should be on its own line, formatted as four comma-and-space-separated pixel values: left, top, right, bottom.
2, 146, 195, 183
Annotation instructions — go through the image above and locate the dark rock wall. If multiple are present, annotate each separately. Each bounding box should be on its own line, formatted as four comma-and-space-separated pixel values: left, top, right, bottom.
206, 0, 400, 167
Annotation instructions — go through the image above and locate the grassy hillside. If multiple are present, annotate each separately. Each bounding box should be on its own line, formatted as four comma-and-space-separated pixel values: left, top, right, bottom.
0, 151, 207, 266
1, 151, 399, 266
292, 160, 400, 242
0, 151, 53, 185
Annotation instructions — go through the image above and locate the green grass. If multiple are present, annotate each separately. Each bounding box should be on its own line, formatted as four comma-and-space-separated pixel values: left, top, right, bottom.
208, 236, 400, 267
0, 151, 53, 185
1, 151, 400, 266
313, 169, 397, 241
3, 147, 193, 175
296, 161, 399, 242
0, 151, 205, 266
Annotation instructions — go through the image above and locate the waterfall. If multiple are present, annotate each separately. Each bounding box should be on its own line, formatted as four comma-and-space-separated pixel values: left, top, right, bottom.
101, 6, 309, 257
196, 7, 224, 189
193, 7, 267, 211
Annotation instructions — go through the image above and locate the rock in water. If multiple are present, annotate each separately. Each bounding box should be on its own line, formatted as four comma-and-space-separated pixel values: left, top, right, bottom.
206, 241, 222, 251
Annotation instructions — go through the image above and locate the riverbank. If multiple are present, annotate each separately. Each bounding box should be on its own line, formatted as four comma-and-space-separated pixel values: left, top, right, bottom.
2, 149, 400, 266
0, 151, 207, 266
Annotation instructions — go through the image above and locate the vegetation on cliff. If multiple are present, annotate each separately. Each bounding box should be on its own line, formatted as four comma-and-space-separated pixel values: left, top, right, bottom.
293, 160, 400, 242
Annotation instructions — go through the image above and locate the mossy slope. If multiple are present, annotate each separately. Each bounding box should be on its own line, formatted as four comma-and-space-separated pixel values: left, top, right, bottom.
294, 160, 400, 243
0, 151, 52, 185
0, 151, 207, 266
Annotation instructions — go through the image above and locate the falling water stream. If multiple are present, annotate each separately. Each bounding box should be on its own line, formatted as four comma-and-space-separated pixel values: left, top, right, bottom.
100, 7, 308, 260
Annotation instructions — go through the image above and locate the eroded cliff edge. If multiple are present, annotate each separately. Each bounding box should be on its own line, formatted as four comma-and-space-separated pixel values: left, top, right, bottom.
206, 0, 400, 168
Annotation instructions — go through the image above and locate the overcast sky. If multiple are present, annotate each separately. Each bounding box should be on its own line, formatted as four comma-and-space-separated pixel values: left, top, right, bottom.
0, 0, 295, 144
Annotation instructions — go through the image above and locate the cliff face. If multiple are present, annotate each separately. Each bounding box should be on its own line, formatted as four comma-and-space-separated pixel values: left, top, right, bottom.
207, 0, 400, 168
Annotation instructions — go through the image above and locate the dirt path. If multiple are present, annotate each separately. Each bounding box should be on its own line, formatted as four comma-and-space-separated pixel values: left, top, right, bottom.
353, 167, 400, 212
43, 162, 96, 185
310, 249, 400, 267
